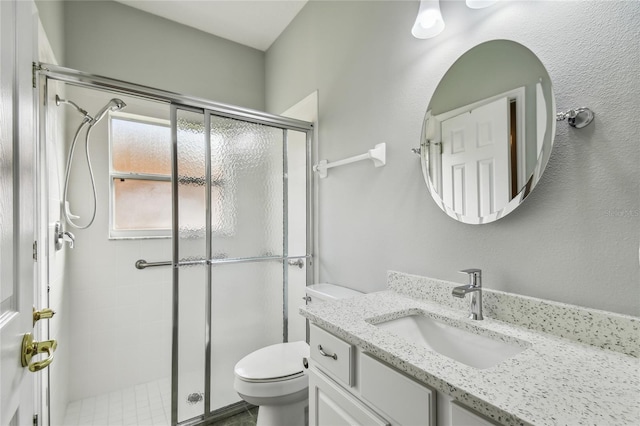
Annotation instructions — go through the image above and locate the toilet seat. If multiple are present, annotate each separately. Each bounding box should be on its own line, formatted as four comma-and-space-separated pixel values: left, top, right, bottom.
234, 341, 309, 383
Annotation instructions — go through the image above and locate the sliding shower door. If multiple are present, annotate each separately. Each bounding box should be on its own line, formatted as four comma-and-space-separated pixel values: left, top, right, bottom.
172, 106, 311, 425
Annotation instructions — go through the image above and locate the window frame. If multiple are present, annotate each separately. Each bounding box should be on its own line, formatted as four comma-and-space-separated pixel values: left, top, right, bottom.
108, 111, 172, 240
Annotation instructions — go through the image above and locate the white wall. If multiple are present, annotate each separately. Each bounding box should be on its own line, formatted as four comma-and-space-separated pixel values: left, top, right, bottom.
265, 0, 640, 316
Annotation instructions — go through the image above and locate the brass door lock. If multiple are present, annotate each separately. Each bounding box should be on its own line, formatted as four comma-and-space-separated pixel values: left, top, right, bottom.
33, 307, 55, 326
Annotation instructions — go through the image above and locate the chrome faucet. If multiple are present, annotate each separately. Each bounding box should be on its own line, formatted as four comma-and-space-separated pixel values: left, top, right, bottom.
452, 269, 483, 320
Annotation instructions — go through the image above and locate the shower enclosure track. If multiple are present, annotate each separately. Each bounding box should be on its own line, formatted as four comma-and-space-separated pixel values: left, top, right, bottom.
35, 63, 313, 132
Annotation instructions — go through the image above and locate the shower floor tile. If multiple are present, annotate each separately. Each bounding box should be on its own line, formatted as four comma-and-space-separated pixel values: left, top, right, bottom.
63, 379, 171, 426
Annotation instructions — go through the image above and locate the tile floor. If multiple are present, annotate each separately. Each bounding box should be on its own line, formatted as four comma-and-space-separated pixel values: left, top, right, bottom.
62, 378, 258, 426
63, 379, 171, 426
210, 407, 258, 426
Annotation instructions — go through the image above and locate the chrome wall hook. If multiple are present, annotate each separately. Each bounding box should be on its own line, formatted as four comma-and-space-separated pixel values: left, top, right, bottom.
54, 221, 75, 250
556, 107, 594, 129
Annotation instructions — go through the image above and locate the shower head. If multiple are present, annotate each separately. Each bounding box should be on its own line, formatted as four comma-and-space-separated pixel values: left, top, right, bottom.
55, 95, 92, 121
91, 98, 127, 125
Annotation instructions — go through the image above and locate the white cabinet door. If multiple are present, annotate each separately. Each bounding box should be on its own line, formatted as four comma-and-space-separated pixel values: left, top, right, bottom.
360, 354, 435, 426
0, 1, 37, 425
450, 402, 499, 426
309, 368, 389, 426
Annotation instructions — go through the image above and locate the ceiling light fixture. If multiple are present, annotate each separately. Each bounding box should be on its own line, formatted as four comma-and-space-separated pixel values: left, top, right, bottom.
466, 0, 499, 9
412, 0, 445, 39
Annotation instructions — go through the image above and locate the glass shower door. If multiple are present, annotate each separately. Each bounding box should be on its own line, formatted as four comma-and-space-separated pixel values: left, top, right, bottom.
208, 115, 285, 414
173, 106, 309, 425
174, 107, 208, 424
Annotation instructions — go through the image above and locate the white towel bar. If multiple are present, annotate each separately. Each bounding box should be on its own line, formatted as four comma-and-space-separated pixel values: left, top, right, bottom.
313, 143, 386, 178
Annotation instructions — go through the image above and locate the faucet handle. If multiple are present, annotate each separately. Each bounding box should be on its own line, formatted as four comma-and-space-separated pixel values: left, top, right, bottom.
459, 268, 482, 287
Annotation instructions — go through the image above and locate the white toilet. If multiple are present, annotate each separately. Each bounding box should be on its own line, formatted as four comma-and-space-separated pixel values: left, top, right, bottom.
233, 283, 362, 426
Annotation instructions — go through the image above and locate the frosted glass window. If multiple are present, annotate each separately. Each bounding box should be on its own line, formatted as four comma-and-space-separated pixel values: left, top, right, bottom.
113, 179, 172, 230
109, 112, 172, 238
111, 118, 171, 174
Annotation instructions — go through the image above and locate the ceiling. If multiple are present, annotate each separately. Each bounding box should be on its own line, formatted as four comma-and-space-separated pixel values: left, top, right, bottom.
115, 0, 309, 51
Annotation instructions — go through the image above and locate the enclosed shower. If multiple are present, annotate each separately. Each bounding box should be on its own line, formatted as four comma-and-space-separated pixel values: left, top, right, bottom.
37, 64, 313, 426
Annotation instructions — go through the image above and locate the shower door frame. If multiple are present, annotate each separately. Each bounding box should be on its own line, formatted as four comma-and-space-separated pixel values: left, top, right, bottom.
36, 63, 315, 426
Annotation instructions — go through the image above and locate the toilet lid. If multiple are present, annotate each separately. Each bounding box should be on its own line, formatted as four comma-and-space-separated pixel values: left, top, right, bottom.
234, 341, 310, 382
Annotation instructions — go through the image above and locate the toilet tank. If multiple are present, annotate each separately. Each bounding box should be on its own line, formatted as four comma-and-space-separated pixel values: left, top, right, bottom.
305, 283, 363, 304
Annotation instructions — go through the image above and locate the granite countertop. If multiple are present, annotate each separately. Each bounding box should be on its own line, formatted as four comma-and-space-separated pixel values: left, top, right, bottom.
300, 289, 640, 426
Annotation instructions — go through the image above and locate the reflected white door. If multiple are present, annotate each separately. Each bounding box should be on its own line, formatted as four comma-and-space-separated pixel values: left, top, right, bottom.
441, 97, 510, 217
0, 0, 37, 425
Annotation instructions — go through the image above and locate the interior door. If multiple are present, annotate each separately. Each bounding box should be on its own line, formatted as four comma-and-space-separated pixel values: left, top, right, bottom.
441, 97, 510, 217
0, 0, 38, 424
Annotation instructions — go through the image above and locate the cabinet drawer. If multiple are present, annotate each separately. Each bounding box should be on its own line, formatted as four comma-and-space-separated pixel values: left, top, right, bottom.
360, 353, 435, 426
310, 324, 354, 386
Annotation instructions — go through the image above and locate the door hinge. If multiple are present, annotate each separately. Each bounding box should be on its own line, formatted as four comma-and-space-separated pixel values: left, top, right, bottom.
32, 62, 41, 89
33, 414, 38, 426
33, 241, 38, 261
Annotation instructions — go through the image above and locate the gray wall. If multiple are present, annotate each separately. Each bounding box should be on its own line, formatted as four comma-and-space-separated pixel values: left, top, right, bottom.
63, 0, 265, 110
266, 0, 640, 316
36, 0, 65, 62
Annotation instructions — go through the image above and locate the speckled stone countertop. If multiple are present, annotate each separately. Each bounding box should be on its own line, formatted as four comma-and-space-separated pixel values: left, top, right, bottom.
300, 272, 640, 426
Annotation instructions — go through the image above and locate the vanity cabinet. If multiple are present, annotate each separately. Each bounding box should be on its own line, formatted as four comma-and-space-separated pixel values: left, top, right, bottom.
309, 324, 499, 426
309, 324, 434, 426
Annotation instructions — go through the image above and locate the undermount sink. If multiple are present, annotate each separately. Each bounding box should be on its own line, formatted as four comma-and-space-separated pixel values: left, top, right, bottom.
374, 314, 529, 369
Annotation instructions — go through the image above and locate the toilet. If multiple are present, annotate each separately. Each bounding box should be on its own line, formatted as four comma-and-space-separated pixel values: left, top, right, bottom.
233, 283, 362, 426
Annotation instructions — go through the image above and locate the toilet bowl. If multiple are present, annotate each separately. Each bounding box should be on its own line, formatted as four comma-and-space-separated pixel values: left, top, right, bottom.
233, 283, 362, 426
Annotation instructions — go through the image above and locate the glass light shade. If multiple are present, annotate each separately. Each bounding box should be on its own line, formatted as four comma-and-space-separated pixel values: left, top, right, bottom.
466, 0, 499, 9
412, 0, 445, 39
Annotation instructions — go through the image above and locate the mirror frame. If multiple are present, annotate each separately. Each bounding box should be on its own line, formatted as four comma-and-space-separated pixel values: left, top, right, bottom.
420, 40, 556, 224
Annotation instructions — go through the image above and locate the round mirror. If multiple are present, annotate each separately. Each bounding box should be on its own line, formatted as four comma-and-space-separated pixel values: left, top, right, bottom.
420, 40, 556, 224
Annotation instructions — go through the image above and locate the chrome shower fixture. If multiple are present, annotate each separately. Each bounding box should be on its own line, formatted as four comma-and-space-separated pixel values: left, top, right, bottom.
91, 98, 127, 125
55, 95, 127, 125
57, 95, 127, 230
55, 95, 92, 122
